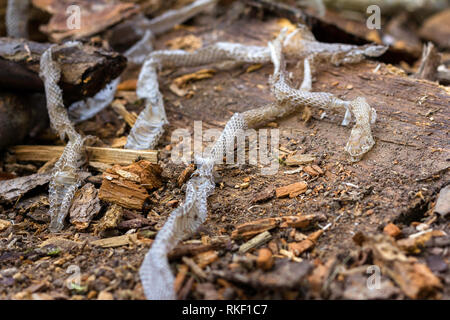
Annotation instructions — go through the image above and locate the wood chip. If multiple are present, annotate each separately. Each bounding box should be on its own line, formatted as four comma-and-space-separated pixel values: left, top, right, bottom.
117, 79, 137, 91
303, 166, 321, 176
111, 100, 138, 127
177, 164, 195, 187
182, 256, 207, 279
285, 153, 315, 166
69, 183, 101, 230
110, 137, 128, 149
34, 0, 139, 42
239, 231, 272, 254
275, 181, 308, 198
232, 218, 280, 240
251, 187, 274, 203
93, 204, 123, 236
257, 248, 274, 271
98, 160, 162, 210
0, 219, 12, 232
288, 230, 323, 256
232, 215, 320, 240
39, 237, 81, 251
0, 173, 52, 203
383, 223, 402, 238
97, 291, 114, 300
194, 250, 219, 268
91, 234, 137, 248
174, 264, 189, 293
173, 69, 216, 88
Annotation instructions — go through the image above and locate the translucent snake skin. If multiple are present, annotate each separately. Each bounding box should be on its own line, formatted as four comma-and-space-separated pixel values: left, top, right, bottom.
139, 30, 379, 300
39, 43, 88, 232
126, 25, 385, 151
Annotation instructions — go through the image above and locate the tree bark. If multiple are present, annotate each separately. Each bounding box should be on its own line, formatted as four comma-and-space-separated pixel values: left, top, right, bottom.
0, 38, 127, 104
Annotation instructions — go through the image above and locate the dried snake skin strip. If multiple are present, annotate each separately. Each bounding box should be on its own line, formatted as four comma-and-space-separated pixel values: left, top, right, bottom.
126, 25, 386, 150
269, 30, 377, 161
139, 31, 380, 299
125, 42, 271, 150
39, 43, 87, 232
139, 113, 246, 299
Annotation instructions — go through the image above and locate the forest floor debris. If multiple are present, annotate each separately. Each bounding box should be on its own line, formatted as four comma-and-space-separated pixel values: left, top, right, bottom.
0, 0, 449, 301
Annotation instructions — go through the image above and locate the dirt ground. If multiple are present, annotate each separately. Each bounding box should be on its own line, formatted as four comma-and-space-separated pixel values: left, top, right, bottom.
0, 3, 449, 300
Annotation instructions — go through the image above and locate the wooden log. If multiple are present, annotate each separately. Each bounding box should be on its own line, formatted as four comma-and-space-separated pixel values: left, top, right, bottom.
0, 92, 48, 150
0, 38, 127, 104
9, 145, 158, 165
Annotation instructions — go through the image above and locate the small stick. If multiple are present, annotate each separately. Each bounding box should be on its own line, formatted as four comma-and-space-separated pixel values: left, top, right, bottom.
182, 256, 207, 279
239, 231, 272, 254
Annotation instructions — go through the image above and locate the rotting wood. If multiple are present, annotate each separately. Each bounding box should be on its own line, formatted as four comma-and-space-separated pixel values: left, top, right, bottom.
98, 160, 162, 210
9, 145, 158, 165
0, 37, 127, 103
419, 8, 450, 50
244, 0, 418, 64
